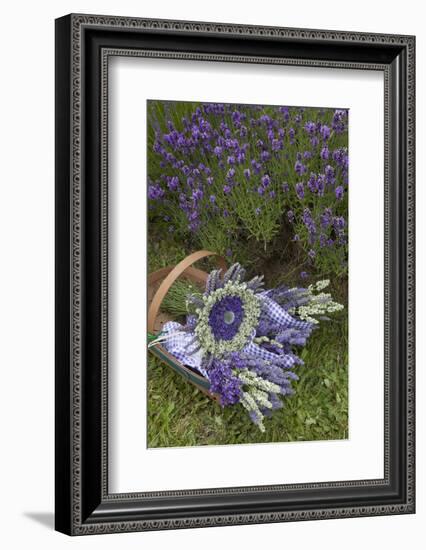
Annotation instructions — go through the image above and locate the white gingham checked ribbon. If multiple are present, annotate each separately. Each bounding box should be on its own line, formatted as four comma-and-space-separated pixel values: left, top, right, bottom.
156, 291, 311, 377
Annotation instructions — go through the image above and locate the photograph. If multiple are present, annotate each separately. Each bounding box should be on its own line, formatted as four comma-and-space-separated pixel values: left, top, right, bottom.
52, 10, 415, 537
147, 100, 349, 447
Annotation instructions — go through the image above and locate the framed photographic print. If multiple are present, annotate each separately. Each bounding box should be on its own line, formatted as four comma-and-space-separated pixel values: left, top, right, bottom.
55, 14, 415, 535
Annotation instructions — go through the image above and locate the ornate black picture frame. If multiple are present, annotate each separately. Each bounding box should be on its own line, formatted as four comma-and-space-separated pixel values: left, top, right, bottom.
55, 13, 415, 535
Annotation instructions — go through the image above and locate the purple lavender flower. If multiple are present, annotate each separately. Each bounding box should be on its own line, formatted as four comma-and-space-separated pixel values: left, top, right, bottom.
335, 185, 344, 200
295, 182, 305, 199
317, 174, 326, 196
260, 150, 271, 162
244, 168, 251, 180
188, 219, 201, 232
249, 410, 262, 424
320, 124, 331, 140
253, 161, 262, 174
332, 109, 348, 133
320, 207, 333, 228
332, 148, 343, 163
325, 165, 335, 184
294, 160, 307, 176
236, 151, 246, 164
302, 208, 316, 235
148, 184, 165, 200
188, 210, 199, 222
226, 168, 235, 180
153, 140, 164, 154
232, 110, 242, 125
304, 121, 316, 135
192, 188, 203, 201
333, 216, 346, 231
300, 271, 309, 279
269, 393, 284, 410
287, 210, 294, 223
225, 137, 237, 149
272, 139, 283, 151
261, 174, 271, 188
307, 173, 318, 193
320, 146, 329, 160
214, 146, 223, 158
167, 176, 179, 191
279, 106, 290, 121
208, 358, 242, 406
239, 125, 247, 138
209, 195, 216, 204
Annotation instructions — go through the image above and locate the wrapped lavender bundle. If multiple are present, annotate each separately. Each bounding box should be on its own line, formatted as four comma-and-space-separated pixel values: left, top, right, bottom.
151, 263, 343, 432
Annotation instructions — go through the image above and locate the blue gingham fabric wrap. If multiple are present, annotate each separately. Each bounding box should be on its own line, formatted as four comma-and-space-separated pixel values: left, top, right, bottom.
156, 321, 209, 377
159, 291, 312, 377
259, 293, 311, 330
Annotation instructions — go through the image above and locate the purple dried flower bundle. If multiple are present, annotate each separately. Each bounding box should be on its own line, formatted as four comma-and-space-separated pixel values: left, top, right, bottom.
155, 263, 343, 431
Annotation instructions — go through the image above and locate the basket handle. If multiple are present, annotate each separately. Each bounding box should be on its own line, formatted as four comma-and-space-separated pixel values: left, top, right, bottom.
147, 250, 227, 333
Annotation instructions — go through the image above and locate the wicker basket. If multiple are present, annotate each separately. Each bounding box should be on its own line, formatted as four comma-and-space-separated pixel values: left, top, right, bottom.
148, 250, 227, 401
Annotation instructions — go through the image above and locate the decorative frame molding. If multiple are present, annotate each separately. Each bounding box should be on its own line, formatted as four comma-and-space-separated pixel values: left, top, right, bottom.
55, 14, 415, 535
